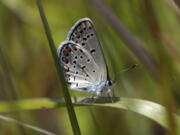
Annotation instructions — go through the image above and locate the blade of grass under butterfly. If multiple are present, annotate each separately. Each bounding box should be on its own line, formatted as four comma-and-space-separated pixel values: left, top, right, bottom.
0, 97, 179, 134
35, 0, 81, 135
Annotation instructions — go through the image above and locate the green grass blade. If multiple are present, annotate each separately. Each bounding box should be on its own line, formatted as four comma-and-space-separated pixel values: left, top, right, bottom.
35, 0, 81, 134
0, 97, 179, 134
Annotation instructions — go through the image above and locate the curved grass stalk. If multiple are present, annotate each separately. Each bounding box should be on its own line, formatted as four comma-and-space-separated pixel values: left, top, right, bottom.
0, 97, 179, 134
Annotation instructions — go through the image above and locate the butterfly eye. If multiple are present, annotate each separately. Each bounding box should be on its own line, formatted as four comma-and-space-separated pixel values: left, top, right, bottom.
109, 82, 112, 86
108, 80, 113, 86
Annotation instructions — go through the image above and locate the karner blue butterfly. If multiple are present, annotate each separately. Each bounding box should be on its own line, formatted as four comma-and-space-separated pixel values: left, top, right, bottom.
57, 18, 113, 96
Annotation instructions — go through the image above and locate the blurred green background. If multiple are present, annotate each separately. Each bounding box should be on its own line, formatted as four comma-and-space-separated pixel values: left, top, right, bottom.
0, 0, 180, 134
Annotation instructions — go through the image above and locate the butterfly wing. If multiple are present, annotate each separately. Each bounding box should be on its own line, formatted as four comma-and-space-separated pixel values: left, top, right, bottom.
58, 41, 103, 92
67, 18, 108, 83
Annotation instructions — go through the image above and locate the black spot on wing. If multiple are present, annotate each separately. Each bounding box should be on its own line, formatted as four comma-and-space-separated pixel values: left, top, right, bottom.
90, 49, 96, 54
81, 65, 86, 69
83, 37, 87, 41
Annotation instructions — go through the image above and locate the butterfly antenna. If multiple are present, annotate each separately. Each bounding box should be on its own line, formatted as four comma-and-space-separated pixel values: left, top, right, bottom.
113, 64, 138, 81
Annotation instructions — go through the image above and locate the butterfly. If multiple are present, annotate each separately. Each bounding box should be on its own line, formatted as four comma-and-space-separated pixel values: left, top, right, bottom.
57, 18, 113, 96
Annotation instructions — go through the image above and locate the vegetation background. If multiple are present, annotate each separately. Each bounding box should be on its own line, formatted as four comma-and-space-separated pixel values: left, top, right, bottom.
0, 0, 180, 135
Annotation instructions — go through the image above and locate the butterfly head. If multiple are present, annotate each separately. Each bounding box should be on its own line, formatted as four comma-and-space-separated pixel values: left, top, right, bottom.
106, 79, 114, 91
107, 79, 113, 87
96, 79, 113, 95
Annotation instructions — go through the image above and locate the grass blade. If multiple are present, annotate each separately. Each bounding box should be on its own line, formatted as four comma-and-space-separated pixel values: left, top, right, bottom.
35, 0, 81, 134
0, 97, 179, 134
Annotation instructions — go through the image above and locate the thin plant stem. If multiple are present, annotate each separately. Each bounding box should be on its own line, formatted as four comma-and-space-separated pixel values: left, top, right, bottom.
36, 0, 81, 135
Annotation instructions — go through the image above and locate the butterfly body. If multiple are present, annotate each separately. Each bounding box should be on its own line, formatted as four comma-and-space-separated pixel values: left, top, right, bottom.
78, 80, 111, 96
58, 18, 113, 96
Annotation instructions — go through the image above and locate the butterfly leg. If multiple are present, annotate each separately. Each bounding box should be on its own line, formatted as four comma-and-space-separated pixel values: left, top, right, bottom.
107, 89, 114, 103
111, 87, 115, 97
82, 95, 96, 103
72, 96, 78, 103
90, 95, 97, 103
